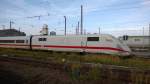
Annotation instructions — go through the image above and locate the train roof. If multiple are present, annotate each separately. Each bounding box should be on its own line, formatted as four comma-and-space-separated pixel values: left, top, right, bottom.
0, 34, 116, 38
33, 34, 114, 37
119, 35, 150, 38
0, 36, 30, 38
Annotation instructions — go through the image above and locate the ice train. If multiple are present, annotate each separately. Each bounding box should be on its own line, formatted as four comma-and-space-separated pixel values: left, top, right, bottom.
0, 34, 131, 56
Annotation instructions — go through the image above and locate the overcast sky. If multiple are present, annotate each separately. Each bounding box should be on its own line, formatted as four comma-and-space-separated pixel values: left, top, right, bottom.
0, 0, 150, 37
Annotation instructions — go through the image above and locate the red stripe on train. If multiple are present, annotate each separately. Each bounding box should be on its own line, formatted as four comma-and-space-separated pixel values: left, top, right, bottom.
32, 45, 127, 52
0, 44, 127, 52
0, 44, 28, 46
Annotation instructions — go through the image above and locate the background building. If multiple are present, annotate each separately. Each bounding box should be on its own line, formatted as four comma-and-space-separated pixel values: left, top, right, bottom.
0, 29, 26, 36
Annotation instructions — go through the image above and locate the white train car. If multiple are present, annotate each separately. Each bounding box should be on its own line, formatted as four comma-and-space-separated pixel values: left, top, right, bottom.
0, 34, 131, 56
0, 36, 30, 49
119, 35, 150, 51
31, 34, 131, 55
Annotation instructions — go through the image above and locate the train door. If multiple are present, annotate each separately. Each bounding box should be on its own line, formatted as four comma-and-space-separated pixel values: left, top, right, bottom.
29, 36, 33, 50
80, 37, 87, 52
81, 41, 87, 52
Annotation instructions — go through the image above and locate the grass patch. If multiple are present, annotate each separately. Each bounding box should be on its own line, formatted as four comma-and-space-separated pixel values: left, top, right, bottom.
0, 48, 150, 69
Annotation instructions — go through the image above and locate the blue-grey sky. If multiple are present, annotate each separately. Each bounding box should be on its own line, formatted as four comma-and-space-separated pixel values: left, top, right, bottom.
0, 0, 150, 37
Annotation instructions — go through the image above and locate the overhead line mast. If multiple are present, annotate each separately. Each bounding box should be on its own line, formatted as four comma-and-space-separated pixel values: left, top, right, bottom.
10, 21, 14, 29
99, 27, 101, 35
64, 16, 67, 36
80, 5, 83, 35
149, 24, 150, 50
77, 21, 79, 35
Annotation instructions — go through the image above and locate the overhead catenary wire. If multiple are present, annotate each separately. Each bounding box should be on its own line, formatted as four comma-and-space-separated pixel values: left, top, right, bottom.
1, 1, 150, 35
5, 1, 148, 22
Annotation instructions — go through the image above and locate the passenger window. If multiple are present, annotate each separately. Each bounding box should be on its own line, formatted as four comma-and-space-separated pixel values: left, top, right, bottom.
16, 40, 24, 43
38, 38, 47, 41
39, 38, 43, 41
87, 37, 99, 41
0, 40, 15, 43
43, 38, 47, 41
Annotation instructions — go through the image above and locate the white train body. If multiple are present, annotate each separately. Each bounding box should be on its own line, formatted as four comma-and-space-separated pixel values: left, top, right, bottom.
119, 36, 150, 50
0, 36, 30, 49
0, 34, 131, 56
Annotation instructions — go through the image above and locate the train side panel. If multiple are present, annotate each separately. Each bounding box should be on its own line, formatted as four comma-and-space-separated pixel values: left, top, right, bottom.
0, 36, 30, 49
32, 36, 85, 52
31, 35, 129, 55
0, 34, 131, 56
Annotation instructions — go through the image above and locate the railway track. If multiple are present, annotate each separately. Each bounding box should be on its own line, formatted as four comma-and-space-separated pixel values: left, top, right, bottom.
0, 55, 150, 84
0, 55, 72, 84
0, 55, 64, 70
132, 52, 150, 59
0, 54, 149, 70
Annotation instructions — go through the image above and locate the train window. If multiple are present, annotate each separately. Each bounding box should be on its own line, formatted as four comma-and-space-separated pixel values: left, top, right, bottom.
38, 38, 47, 41
43, 38, 47, 41
16, 40, 24, 43
0, 40, 15, 43
123, 35, 128, 40
87, 37, 99, 41
39, 38, 43, 41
